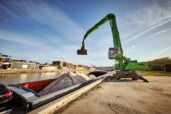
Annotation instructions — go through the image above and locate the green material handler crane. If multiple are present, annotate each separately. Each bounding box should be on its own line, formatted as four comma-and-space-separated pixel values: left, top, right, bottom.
77, 13, 148, 82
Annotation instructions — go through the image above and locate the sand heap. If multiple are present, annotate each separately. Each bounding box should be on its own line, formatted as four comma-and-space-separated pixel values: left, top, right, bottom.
87, 74, 96, 79
73, 71, 91, 80
39, 72, 90, 96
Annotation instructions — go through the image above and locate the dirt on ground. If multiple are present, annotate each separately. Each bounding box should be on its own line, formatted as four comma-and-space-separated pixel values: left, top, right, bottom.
60, 76, 171, 114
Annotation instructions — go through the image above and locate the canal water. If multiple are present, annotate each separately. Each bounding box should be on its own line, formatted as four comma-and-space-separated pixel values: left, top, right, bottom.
0, 71, 89, 85
0, 72, 62, 85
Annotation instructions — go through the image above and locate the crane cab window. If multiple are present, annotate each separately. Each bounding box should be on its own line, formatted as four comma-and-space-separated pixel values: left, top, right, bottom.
108, 47, 120, 59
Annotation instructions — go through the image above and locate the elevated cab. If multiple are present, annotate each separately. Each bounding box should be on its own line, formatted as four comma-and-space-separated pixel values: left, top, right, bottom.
108, 47, 121, 59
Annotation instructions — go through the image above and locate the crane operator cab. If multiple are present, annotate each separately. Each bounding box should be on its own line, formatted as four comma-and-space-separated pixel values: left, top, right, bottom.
108, 47, 121, 59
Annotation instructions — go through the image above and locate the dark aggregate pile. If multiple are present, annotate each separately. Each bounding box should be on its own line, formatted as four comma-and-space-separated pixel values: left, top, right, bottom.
39, 72, 86, 96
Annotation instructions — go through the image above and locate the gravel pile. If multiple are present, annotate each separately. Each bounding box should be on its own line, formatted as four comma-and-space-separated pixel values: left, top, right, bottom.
87, 74, 96, 79
39, 72, 89, 96
73, 71, 91, 80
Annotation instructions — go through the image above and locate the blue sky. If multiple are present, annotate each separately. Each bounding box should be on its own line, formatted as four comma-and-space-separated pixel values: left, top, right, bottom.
0, 0, 171, 66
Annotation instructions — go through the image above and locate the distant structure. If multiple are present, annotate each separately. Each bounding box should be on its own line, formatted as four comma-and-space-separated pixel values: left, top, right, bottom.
148, 57, 171, 72
0, 53, 91, 70
95, 66, 114, 71
0, 53, 11, 69
52, 61, 63, 69
10, 61, 38, 69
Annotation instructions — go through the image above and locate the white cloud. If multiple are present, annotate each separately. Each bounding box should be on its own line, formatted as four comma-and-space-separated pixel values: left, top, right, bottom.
0, 30, 40, 47
125, 1, 171, 27
123, 18, 171, 44
0, 0, 84, 44
24, 2, 84, 42
120, 0, 171, 41
125, 45, 136, 52
149, 46, 171, 60
153, 28, 171, 36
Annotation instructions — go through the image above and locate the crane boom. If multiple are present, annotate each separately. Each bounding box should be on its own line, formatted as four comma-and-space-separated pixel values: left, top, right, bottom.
81, 14, 123, 54
78, 13, 130, 70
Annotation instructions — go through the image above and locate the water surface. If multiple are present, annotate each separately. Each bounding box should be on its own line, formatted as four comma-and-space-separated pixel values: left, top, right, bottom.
0, 72, 61, 85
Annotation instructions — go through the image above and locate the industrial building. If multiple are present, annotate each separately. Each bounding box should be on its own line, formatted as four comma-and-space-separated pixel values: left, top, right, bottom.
0, 53, 90, 70
52, 61, 63, 69
52, 61, 75, 69
39, 64, 57, 70
10, 61, 38, 69
0, 55, 11, 69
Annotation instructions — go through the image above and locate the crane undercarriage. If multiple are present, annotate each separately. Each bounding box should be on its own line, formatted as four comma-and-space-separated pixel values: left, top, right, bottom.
113, 71, 149, 82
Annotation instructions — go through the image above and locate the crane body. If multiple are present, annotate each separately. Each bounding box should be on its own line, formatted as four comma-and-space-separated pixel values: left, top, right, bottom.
77, 13, 148, 82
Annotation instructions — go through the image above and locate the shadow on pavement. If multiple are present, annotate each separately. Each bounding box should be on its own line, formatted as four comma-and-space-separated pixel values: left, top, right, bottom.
105, 77, 136, 83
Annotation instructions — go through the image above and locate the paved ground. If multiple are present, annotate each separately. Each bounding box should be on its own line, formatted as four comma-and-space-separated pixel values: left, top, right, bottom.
60, 76, 171, 114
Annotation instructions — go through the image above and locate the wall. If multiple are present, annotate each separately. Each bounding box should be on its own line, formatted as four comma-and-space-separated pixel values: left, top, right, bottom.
42, 66, 57, 70
11, 61, 38, 69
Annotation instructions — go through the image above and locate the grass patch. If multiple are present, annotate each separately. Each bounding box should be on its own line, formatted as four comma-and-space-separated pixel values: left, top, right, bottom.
136, 71, 171, 76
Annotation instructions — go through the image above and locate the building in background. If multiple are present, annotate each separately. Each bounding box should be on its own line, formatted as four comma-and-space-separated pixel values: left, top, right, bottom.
147, 57, 171, 72
0, 53, 90, 70
40, 65, 57, 70
10, 61, 38, 69
52, 61, 76, 70
52, 61, 63, 69
0, 53, 11, 69
63, 62, 74, 69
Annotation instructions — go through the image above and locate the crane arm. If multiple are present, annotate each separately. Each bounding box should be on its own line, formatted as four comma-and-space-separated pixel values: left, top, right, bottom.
77, 13, 130, 70
79, 13, 123, 55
